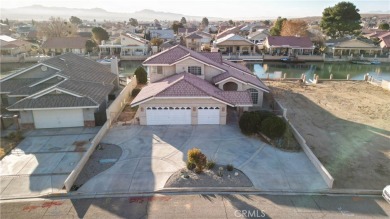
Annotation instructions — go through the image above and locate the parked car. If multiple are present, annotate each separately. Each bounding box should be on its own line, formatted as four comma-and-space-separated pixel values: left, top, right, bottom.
383, 185, 390, 204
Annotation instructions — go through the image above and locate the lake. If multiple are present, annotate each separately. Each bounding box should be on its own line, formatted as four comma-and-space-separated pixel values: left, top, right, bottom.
247, 61, 390, 81
2, 60, 390, 81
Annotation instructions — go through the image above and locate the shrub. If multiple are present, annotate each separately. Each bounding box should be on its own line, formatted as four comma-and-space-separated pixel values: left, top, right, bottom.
131, 88, 141, 97
206, 160, 216, 170
7, 131, 24, 142
134, 66, 147, 84
226, 164, 234, 171
187, 148, 207, 173
239, 111, 262, 134
186, 161, 196, 170
256, 110, 275, 123
194, 167, 203, 174
260, 116, 286, 139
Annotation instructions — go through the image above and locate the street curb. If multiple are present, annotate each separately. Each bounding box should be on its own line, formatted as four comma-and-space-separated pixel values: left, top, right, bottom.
0, 187, 383, 202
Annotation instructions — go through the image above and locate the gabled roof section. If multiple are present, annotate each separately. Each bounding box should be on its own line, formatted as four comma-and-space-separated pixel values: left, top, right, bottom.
41, 53, 117, 83
215, 33, 255, 45
266, 36, 314, 48
185, 32, 203, 39
222, 60, 252, 74
41, 37, 89, 49
122, 33, 149, 44
131, 72, 252, 107
212, 69, 270, 93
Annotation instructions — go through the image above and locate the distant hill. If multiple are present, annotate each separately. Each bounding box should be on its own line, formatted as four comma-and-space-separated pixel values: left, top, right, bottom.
0, 5, 225, 21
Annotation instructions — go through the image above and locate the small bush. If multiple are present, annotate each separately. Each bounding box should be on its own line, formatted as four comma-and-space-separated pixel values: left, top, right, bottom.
187, 148, 207, 173
134, 66, 147, 84
226, 164, 234, 171
186, 161, 196, 170
256, 110, 275, 123
260, 116, 286, 139
239, 112, 261, 134
194, 167, 203, 174
206, 160, 216, 170
131, 88, 141, 97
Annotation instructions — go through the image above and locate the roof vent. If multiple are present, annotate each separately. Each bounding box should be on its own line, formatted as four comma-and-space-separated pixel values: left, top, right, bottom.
59, 58, 65, 61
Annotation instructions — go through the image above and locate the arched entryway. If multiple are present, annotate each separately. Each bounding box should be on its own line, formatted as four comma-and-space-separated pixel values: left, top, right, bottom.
223, 82, 238, 91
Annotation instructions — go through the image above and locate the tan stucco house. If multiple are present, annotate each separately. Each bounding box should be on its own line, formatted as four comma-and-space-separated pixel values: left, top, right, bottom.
131, 45, 269, 125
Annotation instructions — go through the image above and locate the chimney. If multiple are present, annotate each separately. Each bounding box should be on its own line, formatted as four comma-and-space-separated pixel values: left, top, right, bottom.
110, 57, 120, 87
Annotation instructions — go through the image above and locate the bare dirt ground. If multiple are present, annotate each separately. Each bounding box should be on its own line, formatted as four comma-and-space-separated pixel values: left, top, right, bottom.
266, 81, 390, 190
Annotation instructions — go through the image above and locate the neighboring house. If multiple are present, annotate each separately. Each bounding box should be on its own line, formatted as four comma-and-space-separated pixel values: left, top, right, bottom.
247, 29, 270, 44
0, 53, 117, 129
131, 45, 270, 125
216, 24, 246, 39
213, 34, 256, 55
184, 31, 212, 51
326, 38, 382, 57
0, 35, 33, 56
41, 37, 89, 55
16, 25, 34, 37
99, 33, 150, 59
149, 29, 175, 41
159, 41, 177, 51
263, 36, 315, 55
0, 23, 11, 35
178, 28, 197, 36
378, 33, 390, 53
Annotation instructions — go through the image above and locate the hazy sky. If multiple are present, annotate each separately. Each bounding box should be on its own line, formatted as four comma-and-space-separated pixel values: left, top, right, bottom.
2, 0, 389, 18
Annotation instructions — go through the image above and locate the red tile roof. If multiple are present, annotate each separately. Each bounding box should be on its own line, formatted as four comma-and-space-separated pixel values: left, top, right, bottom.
266, 36, 314, 48
131, 72, 253, 106
143, 45, 269, 91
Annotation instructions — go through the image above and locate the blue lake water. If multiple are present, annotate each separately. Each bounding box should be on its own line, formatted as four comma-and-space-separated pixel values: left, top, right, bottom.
247, 62, 390, 81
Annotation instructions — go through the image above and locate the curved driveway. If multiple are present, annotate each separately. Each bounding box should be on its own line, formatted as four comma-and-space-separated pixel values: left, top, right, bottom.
78, 124, 328, 194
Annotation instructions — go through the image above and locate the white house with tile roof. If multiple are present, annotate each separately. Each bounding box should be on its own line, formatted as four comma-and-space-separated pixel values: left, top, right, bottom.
0, 53, 117, 129
131, 45, 269, 125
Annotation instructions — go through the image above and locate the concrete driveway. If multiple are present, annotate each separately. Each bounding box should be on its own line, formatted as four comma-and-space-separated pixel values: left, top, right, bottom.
0, 127, 99, 199
77, 124, 328, 194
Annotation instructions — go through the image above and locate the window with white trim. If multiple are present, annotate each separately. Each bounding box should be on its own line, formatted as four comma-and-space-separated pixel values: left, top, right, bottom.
188, 66, 202, 75
150, 66, 163, 74
247, 88, 258, 104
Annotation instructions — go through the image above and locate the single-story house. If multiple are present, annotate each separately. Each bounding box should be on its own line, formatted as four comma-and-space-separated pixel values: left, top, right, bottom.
99, 33, 150, 58
247, 29, 270, 44
0, 35, 33, 56
263, 36, 315, 55
41, 37, 90, 55
326, 38, 382, 56
149, 29, 175, 41
213, 34, 256, 55
131, 45, 270, 125
0, 53, 117, 129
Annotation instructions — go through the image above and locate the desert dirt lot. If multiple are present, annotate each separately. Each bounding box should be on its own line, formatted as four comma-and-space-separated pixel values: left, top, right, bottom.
266, 81, 390, 190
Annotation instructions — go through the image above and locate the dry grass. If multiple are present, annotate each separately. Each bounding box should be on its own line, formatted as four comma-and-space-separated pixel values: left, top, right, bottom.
0, 136, 22, 160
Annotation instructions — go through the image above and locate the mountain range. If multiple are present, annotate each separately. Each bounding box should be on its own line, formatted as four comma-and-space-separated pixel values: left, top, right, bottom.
0, 5, 225, 21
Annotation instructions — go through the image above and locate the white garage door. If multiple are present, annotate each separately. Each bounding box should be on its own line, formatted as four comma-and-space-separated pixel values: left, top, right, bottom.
198, 107, 220, 124
146, 107, 191, 125
33, 109, 84, 128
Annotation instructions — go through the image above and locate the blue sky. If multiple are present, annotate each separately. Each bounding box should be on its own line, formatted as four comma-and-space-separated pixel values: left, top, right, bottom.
2, 0, 389, 18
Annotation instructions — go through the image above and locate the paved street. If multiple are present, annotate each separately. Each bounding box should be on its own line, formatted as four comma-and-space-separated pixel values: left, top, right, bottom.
77, 124, 327, 194
0, 127, 100, 199
1, 194, 389, 218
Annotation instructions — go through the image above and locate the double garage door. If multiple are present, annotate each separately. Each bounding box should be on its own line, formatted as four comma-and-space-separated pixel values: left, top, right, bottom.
145, 106, 220, 125
33, 109, 84, 129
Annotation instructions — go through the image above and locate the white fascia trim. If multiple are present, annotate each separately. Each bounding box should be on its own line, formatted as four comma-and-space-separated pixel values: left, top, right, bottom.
7, 106, 98, 111
215, 76, 270, 93
7, 94, 29, 97
33, 87, 83, 99
170, 56, 226, 72
0, 63, 61, 82
235, 104, 253, 107
132, 96, 233, 107
29, 74, 67, 87
143, 64, 171, 66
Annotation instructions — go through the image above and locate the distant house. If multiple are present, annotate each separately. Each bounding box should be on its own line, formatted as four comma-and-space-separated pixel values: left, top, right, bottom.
216, 24, 246, 39
263, 36, 315, 55
0, 35, 33, 56
99, 33, 150, 60
149, 29, 175, 41
214, 34, 256, 55
0, 53, 117, 129
131, 45, 270, 125
326, 38, 382, 57
184, 31, 212, 51
0, 23, 11, 35
41, 37, 89, 55
247, 29, 270, 44
177, 28, 197, 36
